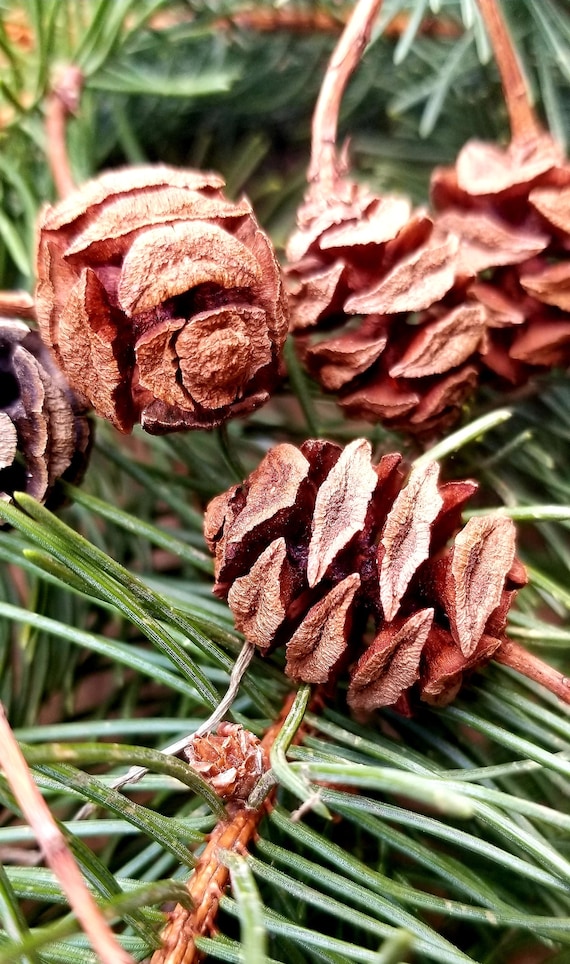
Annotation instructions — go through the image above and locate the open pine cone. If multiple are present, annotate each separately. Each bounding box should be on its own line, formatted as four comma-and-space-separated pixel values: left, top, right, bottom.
0, 319, 92, 506
431, 132, 570, 380
285, 0, 570, 439
205, 438, 527, 714
35, 166, 288, 433
286, 184, 481, 436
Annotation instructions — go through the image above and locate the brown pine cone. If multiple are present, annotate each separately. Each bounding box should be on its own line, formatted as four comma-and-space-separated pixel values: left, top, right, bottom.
0, 319, 92, 506
184, 723, 265, 802
35, 166, 288, 434
286, 180, 487, 437
204, 438, 527, 714
431, 133, 570, 383
284, 0, 570, 439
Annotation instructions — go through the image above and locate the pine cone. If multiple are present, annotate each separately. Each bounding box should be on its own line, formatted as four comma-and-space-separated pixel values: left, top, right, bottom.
184, 723, 265, 802
431, 133, 570, 382
0, 319, 92, 506
35, 166, 288, 433
286, 181, 484, 437
284, 0, 570, 439
205, 438, 527, 714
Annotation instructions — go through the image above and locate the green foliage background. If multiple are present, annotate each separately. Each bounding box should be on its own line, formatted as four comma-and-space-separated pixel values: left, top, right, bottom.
0, 1, 570, 962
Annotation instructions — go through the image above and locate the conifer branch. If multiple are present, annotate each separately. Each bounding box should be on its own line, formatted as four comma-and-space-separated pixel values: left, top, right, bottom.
150, 692, 299, 964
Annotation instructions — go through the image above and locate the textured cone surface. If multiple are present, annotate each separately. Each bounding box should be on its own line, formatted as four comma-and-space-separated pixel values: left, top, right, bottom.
286, 132, 570, 438
205, 438, 527, 712
431, 132, 570, 385
184, 723, 265, 802
0, 319, 92, 507
35, 165, 289, 433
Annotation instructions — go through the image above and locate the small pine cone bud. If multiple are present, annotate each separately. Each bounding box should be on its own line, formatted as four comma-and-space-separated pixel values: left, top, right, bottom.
35, 166, 288, 434
431, 134, 570, 382
184, 723, 265, 802
286, 180, 484, 438
0, 319, 92, 506
205, 438, 527, 713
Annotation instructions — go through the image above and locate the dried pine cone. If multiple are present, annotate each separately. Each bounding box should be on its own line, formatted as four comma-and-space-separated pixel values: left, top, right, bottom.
431, 133, 570, 382
285, 0, 570, 439
184, 723, 265, 802
35, 166, 288, 433
205, 438, 527, 714
286, 184, 479, 436
0, 319, 92, 505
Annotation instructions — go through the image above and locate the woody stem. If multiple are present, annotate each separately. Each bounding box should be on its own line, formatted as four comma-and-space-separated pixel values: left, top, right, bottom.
308, 0, 383, 193
477, 0, 541, 140
45, 66, 83, 199
495, 638, 570, 703
0, 291, 36, 319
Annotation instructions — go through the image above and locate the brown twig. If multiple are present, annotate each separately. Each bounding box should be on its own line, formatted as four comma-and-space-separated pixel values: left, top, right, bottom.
495, 639, 570, 704
150, 693, 298, 964
477, 0, 541, 141
0, 704, 134, 964
308, 0, 384, 194
45, 65, 83, 199
220, 8, 343, 35
0, 290, 35, 319
215, 7, 461, 39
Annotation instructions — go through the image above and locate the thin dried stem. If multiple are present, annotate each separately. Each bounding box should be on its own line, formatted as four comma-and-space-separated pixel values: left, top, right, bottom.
308, 0, 383, 193
0, 705, 134, 964
75, 640, 256, 819
45, 65, 83, 199
217, 8, 460, 39
150, 693, 297, 964
0, 291, 35, 319
477, 0, 541, 141
495, 639, 570, 704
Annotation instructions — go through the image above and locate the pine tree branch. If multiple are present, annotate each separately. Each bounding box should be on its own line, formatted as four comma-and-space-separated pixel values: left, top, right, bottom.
150, 692, 300, 964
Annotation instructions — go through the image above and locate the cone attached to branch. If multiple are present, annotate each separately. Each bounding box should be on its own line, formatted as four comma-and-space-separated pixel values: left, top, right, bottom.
0, 319, 92, 506
285, 0, 570, 439
430, 0, 570, 382
184, 723, 265, 803
35, 166, 288, 434
205, 437, 532, 714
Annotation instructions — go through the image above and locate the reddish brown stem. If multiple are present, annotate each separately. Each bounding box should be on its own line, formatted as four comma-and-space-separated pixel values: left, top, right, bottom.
222, 8, 343, 34
45, 65, 83, 199
150, 694, 298, 964
308, 0, 383, 194
219, 9, 461, 39
477, 0, 541, 141
495, 639, 570, 704
0, 290, 35, 319
150, 807, 264, 964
